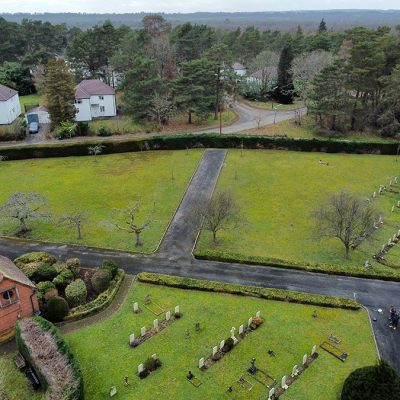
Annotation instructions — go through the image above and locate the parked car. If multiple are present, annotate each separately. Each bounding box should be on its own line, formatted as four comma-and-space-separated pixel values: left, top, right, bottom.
28, 122, 39, 134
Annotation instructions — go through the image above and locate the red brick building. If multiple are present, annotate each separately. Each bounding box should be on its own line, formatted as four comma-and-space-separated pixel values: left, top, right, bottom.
0, 255, 39, 340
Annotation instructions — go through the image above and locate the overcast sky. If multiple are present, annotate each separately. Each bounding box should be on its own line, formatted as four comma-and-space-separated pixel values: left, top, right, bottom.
0, 0, 399, 13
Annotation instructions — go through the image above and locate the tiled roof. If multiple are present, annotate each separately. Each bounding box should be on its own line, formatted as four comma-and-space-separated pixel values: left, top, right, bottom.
0, 255, 35, 288
232, 62, 245, 70
75, 79, 115, 100
0, 84, 17, 102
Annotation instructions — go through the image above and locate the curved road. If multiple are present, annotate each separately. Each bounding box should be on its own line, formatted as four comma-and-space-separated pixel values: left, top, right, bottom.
0, 149, 398, 373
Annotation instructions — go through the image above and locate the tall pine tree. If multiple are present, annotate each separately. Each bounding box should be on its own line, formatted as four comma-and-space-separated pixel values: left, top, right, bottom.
44, 59, 76, 129
274, 45, 295, 104
318, 18, 327, 34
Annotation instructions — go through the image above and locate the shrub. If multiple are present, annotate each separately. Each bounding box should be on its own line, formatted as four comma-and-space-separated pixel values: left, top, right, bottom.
101, 259, 118, 279
53, 269, 74, 289
76, 122, 89, 136
144, 357, 162, 372
14, 252, 57, 279
35, 263, 58, 282
66, 258, 80, 276
341, 360, 400, 400
222, 337, 235, 353
91, 269, 112, 294
46, 296, 70, 322
65, 279, 87, 307
97, 125, 112, 137
53, 261, 68, 274
251, 316, 264, 328
36, 281, 56, 295
56, 121, 77, 140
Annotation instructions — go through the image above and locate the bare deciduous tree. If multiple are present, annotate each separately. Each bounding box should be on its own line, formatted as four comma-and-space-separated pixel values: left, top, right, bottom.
0, 192, 49, 234
248, 50, 279, 94
292, 50, 335, 107
60, 211, 87, 240
312, 191, 378, 258
200, 190, 240, 244
110, 201, 150, 246
88, 144, 105, 162
149, 92, 176, 127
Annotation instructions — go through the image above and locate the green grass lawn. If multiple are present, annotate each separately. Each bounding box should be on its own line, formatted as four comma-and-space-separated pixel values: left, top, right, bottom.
0, 150, 202, 252
19, 93, 42, 112
195, 150, 400, 277
241, 98, 304, 111
60, 281, 377, 400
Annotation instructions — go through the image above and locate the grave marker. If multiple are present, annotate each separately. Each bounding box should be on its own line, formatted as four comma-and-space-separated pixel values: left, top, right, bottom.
152, 353, 157, 360
129, 334, 135, 346
220, 340, 225, 350
256, 311, 261, 318
281, 375, 288, 390
133, 302, 139, 313
212, 346, 218, 356
291, 365, 298, 377
153, 319, 159, 330
303, 354, 308, 365
141, 326, 146, 336
138, 364, 144, 374
199, 358, 204, 369
166, 311, 171, 321
110, 386, 117, 397
268, 388, 275, 400
392, 206, 395, 213
175, 305, 180, 314
239, 325, 244, 335
311, 345, 317, 355
248, 317, 253, 327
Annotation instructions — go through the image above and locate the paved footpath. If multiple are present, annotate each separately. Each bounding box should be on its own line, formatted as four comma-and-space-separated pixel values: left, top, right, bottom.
0, 147, 399, 372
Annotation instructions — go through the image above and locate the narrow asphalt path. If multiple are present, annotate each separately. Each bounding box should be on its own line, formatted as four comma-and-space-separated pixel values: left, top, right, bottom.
158, 149, 227, 259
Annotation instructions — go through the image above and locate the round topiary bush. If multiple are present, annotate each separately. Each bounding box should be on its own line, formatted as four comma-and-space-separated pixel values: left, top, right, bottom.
66, 258, 81, 276
91, 269, 112, 294
14, 252, 57, 279
36, 263, 58, 282
101, 260, 118, 279
46, 296, 70, 322
341, 361, 400, 400
65, 279, 87, 307
53, 269, 74, 289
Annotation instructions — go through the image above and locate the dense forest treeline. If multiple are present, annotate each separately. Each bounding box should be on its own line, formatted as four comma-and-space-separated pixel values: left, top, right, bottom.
2, 10, 400, 30
1, 14, 400, 138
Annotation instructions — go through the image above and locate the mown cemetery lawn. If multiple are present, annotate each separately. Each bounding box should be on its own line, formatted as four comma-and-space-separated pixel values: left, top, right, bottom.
195, 149, 400, 278
0, 150, 203, 252
61, 281, 377, 400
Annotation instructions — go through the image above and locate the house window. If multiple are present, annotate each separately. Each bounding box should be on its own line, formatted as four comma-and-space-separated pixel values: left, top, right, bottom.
3, 290, 13, 300
100, 106, 105, 112
75, 100, 82, 104
99, 96, 104, 100
0, 287, 19, 308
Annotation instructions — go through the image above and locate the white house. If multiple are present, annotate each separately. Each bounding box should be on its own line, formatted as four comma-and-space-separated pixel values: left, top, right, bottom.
74, 79, 116, 122
0, 84, 21, 125
232, 62, 247, 77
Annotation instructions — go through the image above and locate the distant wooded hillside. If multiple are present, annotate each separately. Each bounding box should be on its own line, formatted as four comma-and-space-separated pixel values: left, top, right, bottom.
1, 10, 400, 31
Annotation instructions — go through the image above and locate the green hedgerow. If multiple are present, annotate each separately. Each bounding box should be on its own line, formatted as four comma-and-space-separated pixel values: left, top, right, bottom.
46, 296, 70, 322
65, 279, 87, 307
36, 263, 58, 282
91, 269, 112, 294
53, 269, 74, 289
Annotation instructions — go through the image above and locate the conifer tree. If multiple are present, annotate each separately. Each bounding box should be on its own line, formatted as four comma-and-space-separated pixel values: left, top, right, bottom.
274, 45, 295, 104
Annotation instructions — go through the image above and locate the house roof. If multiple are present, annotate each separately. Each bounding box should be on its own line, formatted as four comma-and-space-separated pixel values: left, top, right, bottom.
0, 255, 35, 288
0, 84, 17, 102
232, 62, 246, 71
75, 79, 115, 100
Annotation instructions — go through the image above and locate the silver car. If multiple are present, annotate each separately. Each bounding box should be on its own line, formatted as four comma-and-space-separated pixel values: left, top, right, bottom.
28, 122, 39, 134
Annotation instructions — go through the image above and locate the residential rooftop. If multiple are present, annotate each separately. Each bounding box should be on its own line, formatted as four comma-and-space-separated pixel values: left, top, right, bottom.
75, 79, 115, 100
0, 84, 17, 102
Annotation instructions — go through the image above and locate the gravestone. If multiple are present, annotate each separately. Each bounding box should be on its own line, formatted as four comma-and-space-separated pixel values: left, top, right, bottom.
133, 302, 139, 313
230, 327, 238, 344
152, 353, 157, 360
281, 375, 288, 390
166, 311, 171, 321
268, 388, 275, 400
256, 311, 261, 318
175, 305, 180, 314
239, 325, 244, 335
392, 206, 395, 212
212, 346, 218, 356
373, 191, 376, 198
248, 317, 253, 327
291, 365, 298, 377
220, 340, 225, 350
303, 354, 308, 365
311, 345, 317, 355
138, 364, 144, 374
129, 334, 135, 346
153, 319, 159, 330
199, 358, 204, 369
141, 326, 146, 336
110, 386, 117, 397
145, 294, 152, 304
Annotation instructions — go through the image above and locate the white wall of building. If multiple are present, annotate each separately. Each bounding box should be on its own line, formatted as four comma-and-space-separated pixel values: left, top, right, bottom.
0, 94, 21, 125
75, 94, 116, 122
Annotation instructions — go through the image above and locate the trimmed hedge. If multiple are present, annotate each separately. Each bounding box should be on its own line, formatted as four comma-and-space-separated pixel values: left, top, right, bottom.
137, 272, 360, 310
0, 133, 398, 161
91, 269, 112, 294
46, 296, 70, 322
195, 249, 400, 282
64, 269, 125, 322
15, 316, 84, 400
14, 252, 57, 280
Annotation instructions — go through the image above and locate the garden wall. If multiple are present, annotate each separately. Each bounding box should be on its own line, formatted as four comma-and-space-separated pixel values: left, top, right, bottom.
0, 133, 398, 161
